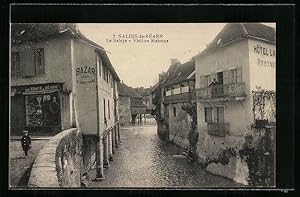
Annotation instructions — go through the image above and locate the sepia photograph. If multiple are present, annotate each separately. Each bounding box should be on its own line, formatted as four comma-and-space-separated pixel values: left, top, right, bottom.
9, 21, 277, 189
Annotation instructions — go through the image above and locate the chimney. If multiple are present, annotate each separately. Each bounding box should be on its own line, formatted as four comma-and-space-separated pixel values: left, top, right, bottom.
65, 23, 78, 33
171, 58, 179, 65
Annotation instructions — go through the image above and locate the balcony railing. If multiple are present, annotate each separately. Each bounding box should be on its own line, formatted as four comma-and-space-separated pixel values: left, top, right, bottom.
207, 122, 230, 137
196, 82, 246, 101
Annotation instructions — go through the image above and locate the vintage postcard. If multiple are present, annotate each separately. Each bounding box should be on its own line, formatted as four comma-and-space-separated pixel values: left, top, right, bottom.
9, 22, 277, 189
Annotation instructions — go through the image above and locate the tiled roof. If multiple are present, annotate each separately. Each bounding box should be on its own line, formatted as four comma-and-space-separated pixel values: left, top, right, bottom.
11, 23, 120, 81
164, 60, 195, 87
118, 82, 143, 98
197, 23, 275, 57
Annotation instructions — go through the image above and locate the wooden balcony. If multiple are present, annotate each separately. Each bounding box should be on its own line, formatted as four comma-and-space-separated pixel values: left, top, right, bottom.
164, 90, 197, 104
207, 122, 230, 137
196, 82, 246, 102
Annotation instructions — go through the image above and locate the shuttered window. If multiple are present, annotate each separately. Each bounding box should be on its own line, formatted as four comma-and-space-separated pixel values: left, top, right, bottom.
34, 48, 45, 75
11, 52, 21, 79
22, 50, 35, 77
204, 75, 210, 87
229, 69, 237, 83
223, 70, 230, 84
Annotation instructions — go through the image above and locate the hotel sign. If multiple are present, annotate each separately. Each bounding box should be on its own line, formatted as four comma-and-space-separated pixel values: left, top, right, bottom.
253, 44, 276, 69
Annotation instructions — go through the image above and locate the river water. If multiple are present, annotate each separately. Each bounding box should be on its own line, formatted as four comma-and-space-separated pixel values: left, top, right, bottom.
90, 124, 241, 188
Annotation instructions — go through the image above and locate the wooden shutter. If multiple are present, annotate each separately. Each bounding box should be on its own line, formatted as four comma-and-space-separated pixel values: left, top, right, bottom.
35, 49, 45, 75
223, 70, 230, 84
22, 50, 35, 77
205, 107, 212, 122
200, 75, 205, 88
236, 67, 242, 82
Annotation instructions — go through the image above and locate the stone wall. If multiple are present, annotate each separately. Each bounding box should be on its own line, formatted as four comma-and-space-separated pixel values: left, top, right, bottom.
119, 96, 131, 125
28, 128, 82, 187
197, 126, 276, 186
168, 103, 191, 147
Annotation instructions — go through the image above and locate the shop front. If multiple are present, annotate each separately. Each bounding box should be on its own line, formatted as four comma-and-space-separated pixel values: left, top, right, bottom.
11, 83, 64, 135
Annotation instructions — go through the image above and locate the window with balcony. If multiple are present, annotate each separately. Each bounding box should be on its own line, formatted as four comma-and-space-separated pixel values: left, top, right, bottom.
205, 106, 229, 136
11, 52, 21, 79
197, 67, 244, 100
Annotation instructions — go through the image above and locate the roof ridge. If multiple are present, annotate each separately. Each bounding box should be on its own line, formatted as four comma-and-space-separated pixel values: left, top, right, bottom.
241, 23, 249, 36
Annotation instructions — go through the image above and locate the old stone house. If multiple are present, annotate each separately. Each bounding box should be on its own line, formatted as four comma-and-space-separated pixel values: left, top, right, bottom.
10, 23, 121, 180
151, 59, 196, 147
194, 23, 275, 185
118, 82, 146, 125
163, 60, 196, 147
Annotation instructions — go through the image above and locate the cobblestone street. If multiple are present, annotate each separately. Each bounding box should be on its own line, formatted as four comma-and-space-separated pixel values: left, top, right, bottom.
90, 124, 241, 188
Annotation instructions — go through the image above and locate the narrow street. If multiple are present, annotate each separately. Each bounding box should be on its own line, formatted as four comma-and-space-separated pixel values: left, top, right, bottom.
90, 123, 241, 187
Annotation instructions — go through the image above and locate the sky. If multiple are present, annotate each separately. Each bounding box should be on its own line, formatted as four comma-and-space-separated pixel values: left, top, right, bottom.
78, 23, 275, 88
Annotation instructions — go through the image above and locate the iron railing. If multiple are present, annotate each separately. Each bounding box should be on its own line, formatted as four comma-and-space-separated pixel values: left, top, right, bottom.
196, 82, 246, 100
207, 122, 230, 137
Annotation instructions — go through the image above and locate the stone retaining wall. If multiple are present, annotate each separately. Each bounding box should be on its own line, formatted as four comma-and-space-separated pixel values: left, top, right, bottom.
28, 128, 82, 187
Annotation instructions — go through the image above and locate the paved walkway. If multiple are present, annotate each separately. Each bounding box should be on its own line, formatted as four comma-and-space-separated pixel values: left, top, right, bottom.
9, 139, 49, 187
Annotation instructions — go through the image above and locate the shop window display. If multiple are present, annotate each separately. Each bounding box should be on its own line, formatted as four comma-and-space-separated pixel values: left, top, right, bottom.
25, 93, 61, 127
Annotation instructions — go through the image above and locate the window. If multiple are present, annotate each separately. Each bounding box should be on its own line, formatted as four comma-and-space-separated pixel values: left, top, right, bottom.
25, 93, 60, 127
103, 99, 106, 122
108, 100, 110, 119
207, 106, 227, 136
102, 64, 106, 80
11, 52, 21, 79
34, 48, 45, 75
204, 107, 213, 122
217, 72, 223, 84
173, 107, 176, 117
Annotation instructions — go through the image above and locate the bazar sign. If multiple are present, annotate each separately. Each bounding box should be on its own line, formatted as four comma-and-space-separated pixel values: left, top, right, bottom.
76, 66, 96, 85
